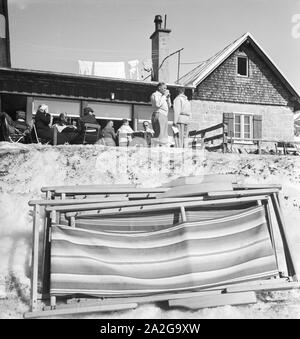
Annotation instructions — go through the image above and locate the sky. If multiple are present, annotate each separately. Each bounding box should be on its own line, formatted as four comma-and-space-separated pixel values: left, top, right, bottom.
7, 0, 300, 93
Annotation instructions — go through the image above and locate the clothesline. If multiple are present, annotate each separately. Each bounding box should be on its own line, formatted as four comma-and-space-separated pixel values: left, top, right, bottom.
79, 59, 153, 80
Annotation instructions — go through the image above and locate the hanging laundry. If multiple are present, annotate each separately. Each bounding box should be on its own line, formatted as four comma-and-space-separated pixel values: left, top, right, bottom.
78, 60, 94, 76
128, 60, 140, 80
140, 59, 153, 80
94, 62, 126, 79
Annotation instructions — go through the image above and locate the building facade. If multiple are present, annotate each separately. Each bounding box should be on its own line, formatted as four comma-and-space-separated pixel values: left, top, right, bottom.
179, 33, 300, 144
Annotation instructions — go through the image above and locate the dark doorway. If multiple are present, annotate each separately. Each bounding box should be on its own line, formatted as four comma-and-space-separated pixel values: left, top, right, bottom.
1, 94, 27, 120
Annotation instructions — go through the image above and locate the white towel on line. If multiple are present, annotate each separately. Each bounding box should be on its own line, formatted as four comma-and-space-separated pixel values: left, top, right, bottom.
94, 61, 126, 79
78, 60, 94, 75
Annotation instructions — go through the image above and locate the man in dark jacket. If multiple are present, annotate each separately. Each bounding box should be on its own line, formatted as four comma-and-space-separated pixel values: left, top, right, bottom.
72, 107, 101, 144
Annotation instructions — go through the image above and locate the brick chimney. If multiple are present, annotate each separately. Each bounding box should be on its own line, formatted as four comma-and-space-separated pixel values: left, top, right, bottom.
150, 15, 171, 83
0, 0, 10, 67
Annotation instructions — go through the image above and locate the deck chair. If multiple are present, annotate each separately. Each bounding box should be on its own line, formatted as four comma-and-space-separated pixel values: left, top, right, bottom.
0, 114, 28, 143
83, 123, 101, 144
118, 132, 130, 147
32, 124, 49, 144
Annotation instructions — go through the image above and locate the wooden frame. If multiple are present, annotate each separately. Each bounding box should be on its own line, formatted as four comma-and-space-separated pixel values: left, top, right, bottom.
26, 182, 298, 318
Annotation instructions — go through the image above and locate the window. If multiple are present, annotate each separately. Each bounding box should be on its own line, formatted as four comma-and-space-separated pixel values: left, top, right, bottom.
0, 14, 6, 39
234, 114, 253, 140
33, 98, 81, 117
88, 102, 132, 120
237, 56, 248, 77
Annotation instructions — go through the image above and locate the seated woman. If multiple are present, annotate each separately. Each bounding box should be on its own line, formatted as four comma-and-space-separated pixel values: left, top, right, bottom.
34, 104, 53, 144
117, 119, 134, 147
102, 120, 117, 146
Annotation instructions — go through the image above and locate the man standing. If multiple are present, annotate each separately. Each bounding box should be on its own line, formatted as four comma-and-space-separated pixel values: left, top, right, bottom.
173, 87, 191, 148
151, 82, 172, 146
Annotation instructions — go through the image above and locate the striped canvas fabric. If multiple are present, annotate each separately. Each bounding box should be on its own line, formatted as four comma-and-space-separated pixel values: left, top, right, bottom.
50, 206, 278, 297
74, 203, 257, 233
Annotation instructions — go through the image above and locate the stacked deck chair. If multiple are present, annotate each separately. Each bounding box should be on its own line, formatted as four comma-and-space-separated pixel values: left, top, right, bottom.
25, 176, 299, 318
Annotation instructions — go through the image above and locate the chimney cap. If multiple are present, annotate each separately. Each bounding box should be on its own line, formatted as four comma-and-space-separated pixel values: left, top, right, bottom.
154, 15, 163, 23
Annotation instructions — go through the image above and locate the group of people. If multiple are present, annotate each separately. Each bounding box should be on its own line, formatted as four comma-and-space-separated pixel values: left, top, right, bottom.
151, 82, 191, 148
34, 105, 153, 146
0, 82, 191, 147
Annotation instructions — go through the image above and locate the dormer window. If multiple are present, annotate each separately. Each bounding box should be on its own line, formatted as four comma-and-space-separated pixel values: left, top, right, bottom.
237, 56, 248, 77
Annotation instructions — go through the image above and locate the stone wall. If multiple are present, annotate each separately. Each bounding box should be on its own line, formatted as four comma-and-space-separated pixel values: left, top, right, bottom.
189, 100, 294, 141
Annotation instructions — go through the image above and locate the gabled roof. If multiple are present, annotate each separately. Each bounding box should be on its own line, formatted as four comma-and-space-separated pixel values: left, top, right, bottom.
178, 32, 300, 104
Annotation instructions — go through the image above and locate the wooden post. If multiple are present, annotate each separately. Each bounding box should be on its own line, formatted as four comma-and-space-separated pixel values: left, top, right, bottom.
180, 206, 187, 223
26, 97, 34, 126
263, 199, 279, 271
50, 296, 56, 310
41, 210, 50, 297
177, 50, 181, 82
70, 216, 76, 228
53, 126, 58, 146
257, 140, 262, 155
271, 193, 298, 281
30, 204, 40, 312
222, 123, 228, 153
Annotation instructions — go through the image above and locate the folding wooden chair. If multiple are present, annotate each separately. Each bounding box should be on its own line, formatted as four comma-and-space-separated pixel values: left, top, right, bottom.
83, 123, 101, 144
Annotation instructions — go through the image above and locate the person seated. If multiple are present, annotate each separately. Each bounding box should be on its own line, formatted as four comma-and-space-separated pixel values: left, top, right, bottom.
33, 104, 53, 144
53, 112, 68, 133
79, 107, 98, 128
117, 119, 134, 146
141, 121, 154, 146
0, 112, 15, 141
72, 107, 100, 144
102, 120, 117, 146
13, 111, 32, 143
53, 113, 78, 145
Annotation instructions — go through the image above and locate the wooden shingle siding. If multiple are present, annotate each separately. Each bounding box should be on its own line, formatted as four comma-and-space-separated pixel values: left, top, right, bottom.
194, 43, 292, 107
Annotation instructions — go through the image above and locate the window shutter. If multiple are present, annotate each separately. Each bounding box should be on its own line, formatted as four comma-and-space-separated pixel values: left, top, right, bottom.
223, 113, 234, 138
253, 115, 262, 140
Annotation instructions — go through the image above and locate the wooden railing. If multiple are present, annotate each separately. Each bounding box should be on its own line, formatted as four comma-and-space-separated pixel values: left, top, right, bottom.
189, 123, 228, 153
189, 124, 300, 155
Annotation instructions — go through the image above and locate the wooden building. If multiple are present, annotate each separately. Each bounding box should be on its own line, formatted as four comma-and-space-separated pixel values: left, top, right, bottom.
178, 33, 300, 143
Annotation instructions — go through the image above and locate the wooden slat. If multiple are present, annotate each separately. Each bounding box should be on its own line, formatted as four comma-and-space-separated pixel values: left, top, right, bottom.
41, 184, 136, 192
157, 182, 233, 199
163, 174, 238, 187
205, 144, 224, 152
168, 292, 257, 309
66, 195, 269, 217
233, 184, 282, 190
73, 193, 158, 200
29, 196, 129, 206
62, 197, 204, 216
271, 194, 298, 281
54, 187, 168, 195
226, 281, 300, 293
189, 123, 225, 136
207, 188, 280, 199
24, 303, 138, 319
30, 205, 40, 312
65, 290, 223, 307
204, 133, 224, 143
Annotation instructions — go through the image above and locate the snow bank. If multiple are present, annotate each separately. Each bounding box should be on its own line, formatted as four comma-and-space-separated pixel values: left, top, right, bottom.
0, 142, 300, 318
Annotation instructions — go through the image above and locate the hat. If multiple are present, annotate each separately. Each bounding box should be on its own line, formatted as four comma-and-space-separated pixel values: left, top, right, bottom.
83, 107, 94, 115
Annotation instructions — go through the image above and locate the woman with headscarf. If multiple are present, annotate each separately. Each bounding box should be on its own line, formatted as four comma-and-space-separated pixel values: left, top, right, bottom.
34, 104, 53, 143
102, 120, 117, 146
